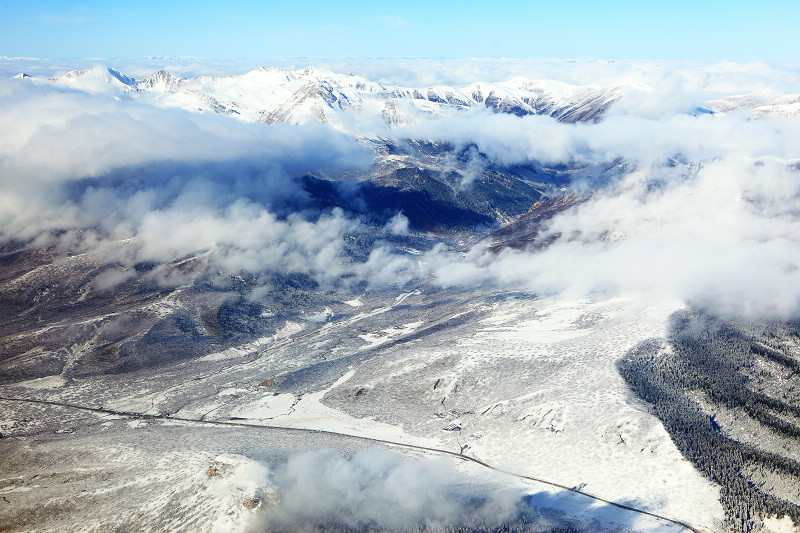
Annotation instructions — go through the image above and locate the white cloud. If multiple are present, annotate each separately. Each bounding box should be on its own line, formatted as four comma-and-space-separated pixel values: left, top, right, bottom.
378, 15, 410, 28
261, 449, 521, 531
425, 154, 800, 319
0, 78, 374, 291
4, 61, 800, 318
385, 212, 410, 235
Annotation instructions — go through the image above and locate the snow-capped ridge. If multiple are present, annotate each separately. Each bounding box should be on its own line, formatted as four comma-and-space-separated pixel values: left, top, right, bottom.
138, 69, 185, 92
52, 65, 138, 94
32, 63, 629, 126
291, 65, 333, 80
232, 66, 291, 85
287, 66, 385, 93
260, 79, 355, 125
64, 65, 136, 86
707, 89, 800, 117
36, 62, 790, 127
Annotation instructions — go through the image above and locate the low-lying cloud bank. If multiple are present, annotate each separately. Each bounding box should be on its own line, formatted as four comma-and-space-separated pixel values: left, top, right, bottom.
0, 78, 377, 288
394, 75, 800, 318
427, 155, 800, 318
260, 449, 523, 532
3, 60, 800, 319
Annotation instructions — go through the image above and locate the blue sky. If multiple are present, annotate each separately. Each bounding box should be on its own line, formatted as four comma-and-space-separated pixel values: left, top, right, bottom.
0, 1, 797, 62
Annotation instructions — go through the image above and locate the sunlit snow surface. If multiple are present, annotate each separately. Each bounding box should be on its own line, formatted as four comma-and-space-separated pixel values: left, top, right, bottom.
0, 290, 725, 532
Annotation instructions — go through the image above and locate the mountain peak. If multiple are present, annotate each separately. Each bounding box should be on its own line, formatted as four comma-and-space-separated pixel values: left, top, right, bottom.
292, 65, 337, 81
237, 67, 290, 84
105, 67, 136, 87
58, 65, 137, 91
138, 69, 185, 92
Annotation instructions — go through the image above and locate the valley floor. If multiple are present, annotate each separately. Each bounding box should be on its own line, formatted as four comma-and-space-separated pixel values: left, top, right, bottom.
0, 289, 730, 531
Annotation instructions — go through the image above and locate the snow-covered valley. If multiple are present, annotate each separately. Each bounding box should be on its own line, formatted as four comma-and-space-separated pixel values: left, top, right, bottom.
0, 287, 725, 532
3, 57, 800, 532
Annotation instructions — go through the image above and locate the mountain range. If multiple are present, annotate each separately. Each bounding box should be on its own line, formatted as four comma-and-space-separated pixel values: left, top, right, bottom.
13, 64, 799, 130
35, 65, 621, 126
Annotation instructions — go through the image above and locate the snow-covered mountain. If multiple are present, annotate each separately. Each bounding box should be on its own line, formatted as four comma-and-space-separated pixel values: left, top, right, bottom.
50, 65, 138, 94
138, 69, 185, 92
707, 89, 800, 118
18, 64, 800, 128
30, 65, 625, 127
